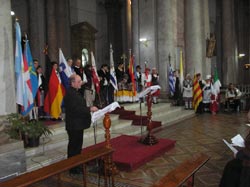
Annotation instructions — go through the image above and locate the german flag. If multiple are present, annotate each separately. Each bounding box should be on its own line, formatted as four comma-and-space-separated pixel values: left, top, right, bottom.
192, 74, 202, 112
44, 69, 65, 119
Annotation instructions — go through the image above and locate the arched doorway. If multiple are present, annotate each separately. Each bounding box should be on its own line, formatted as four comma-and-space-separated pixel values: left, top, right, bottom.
71, 22, 97, 65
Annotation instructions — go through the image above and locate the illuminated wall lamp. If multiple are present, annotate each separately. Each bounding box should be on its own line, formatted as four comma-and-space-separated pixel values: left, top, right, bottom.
139, 38, 148, 47
239, 53, 245, 58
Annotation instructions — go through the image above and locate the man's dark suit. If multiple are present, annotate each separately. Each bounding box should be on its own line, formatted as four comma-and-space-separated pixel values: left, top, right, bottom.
64, 87, 91, 174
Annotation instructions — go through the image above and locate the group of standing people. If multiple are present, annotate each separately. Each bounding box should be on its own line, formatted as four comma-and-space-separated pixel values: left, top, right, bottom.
115, 63, 160, 103
175, 72, 242, 115
171, 72, 221, 114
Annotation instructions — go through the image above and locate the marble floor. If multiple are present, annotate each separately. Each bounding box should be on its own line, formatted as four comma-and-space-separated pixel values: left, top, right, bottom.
33, 111, 249, 187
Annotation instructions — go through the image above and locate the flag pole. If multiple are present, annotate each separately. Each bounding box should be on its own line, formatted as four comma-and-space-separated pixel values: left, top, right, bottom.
90, 52, 102, 108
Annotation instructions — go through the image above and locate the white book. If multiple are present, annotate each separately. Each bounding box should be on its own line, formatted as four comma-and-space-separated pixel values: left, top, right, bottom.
223, 139, 238, 155
91, 102, 120, 123
231, 134, 245, 147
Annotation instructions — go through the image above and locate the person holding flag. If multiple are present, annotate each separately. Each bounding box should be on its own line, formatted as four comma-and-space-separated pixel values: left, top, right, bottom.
90, 52, 100, 106
192, 73, 203, 113
59, 49, 73, 90
168, 63, 175, 97
83, 64, 94, 107
98, 64, 109, 106
210, 68, 221, 114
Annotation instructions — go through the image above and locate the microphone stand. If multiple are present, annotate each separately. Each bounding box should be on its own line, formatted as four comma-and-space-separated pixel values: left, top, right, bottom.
138, 97, 144, 143
92, 121, 99, 172
93, 121, 97, 145
140, 98, 143, 138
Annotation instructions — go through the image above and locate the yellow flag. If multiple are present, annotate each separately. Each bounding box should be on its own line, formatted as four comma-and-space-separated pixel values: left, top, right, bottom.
179, 50, 184, 90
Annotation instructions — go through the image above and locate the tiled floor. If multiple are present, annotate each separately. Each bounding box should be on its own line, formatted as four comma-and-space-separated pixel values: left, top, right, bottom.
31, 111, 249, 187
115, 112, 249, 187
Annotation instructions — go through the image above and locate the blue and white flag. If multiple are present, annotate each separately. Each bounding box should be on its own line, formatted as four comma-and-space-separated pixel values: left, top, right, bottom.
59, 48, 73, 89
110, 44, 118, 90
15, 22, 34, 115
24, 40, 38, 99
169, 63, 175, 96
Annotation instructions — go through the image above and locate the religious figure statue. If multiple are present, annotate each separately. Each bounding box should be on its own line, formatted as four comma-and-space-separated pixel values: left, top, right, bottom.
206, 33, 216, 58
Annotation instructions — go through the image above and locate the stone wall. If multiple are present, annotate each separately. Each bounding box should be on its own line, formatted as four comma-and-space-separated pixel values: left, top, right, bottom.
0, 0, 16, 116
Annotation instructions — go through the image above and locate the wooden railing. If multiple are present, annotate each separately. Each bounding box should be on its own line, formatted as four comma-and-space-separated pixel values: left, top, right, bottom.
0, 146, 114, 187
151, 153, 210, 187
0, 113, 116, 187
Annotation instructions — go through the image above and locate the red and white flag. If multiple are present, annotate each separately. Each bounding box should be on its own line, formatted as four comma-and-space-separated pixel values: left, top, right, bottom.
91, 52, 100, 94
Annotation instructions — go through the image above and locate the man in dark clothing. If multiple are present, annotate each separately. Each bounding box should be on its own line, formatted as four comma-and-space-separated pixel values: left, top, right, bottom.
73, 58, 85, 96
98, 64, 110, 106
173, 70, 180, 106
135, 65, 143, 92
64, 74, 98, 175
83, 64, 94, 107
220, 132, 250, 187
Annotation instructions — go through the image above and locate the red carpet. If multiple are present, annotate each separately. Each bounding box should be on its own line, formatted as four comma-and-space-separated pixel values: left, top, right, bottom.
111, 107, 162, 129
42, 120, 61, 126
83, 135, 176, 171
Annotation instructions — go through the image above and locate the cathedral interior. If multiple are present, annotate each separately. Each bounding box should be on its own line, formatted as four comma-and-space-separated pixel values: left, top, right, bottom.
1, 0, 250, 186
9, 0, 250, 91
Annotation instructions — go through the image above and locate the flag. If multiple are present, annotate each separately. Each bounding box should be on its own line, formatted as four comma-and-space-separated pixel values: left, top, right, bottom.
91, 52, 100, 94
129, 54, 136, 96
179, 50, 184, 90
24, 40, 38, 99
110, 44, 118, 90
44, 69, 64, 119
59, 48, 73, 89
192, 74, 203, 112
15, 22, 34, 116
213, 67, 221, 95
169, 63, 175, 96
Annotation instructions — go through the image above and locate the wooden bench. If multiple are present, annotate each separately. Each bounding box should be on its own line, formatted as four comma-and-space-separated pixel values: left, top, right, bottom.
0, 146, 114, 187
152, 153, 210, 187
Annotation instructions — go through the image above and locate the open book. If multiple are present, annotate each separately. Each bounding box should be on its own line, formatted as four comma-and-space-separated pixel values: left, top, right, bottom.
91, 102, 120, 123
223, 139, 238, 155
223, 134, 245, 154
137, 85, 161, 98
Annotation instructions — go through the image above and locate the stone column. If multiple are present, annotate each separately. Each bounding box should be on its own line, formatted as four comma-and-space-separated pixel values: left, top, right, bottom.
55, 0, 71, 57
123, 0, 132, 59
157, 0, 177, 95
28, 0, 46, 68
184, 0, 204, 77
139, 0, 157, 69
46, 0, 58, 62
203, 0, 211, 75
105, 0, 123, 65
222, 0, 237, 85
0, 0, 16, 115
132, 0, 139, 66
